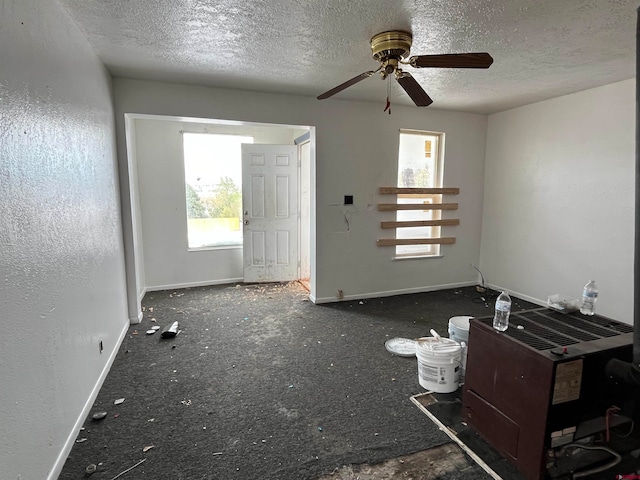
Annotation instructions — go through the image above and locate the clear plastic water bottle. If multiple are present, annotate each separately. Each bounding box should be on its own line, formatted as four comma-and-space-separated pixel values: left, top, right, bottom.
580, 280, 598, 315
493, 291, 511, 332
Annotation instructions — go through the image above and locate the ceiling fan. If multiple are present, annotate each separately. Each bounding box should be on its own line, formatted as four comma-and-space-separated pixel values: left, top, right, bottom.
317, 30, 493, 107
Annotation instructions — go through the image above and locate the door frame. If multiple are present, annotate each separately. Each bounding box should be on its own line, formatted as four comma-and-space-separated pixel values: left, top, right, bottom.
121, 113, 316, 324
295, 132, 311, 289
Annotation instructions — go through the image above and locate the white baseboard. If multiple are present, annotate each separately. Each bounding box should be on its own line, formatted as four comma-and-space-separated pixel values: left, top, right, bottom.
47, 319, 129, 480
485, 283, 546, 308
145, 277, 244, 293
312, 281, 477, 304
129, 310, 144, 324
127, 288, 147, 325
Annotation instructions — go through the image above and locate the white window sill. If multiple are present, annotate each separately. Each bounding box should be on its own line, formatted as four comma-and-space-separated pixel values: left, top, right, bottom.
188, 245, 243, 252
393, 254, 443, 261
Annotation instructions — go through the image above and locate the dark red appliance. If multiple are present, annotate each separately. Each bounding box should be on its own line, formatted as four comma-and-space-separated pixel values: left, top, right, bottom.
462, 307, 633, 480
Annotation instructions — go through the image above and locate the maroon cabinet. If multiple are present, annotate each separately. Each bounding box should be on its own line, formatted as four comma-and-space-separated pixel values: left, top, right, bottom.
462, 308, 633, 480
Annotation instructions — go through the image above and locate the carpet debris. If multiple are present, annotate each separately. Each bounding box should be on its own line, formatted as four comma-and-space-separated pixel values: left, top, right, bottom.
160, 321, 179, 338
108, 458, 146, 480
113, 398, 125, 405
60, 283, 518, 480
142, 445, 154, 452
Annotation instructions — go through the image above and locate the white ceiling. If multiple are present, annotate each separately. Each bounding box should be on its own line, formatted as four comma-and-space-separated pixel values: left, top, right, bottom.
59, 0, 637, 114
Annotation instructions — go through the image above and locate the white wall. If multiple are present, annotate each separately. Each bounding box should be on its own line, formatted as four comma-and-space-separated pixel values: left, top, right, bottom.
0, 1, 129, 479
134, 118, 300, 290
114, 79, 488, 303
481, 79, 635, 323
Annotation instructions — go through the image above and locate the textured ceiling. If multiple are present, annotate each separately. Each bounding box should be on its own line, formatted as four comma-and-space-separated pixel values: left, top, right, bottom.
59, 0, 637, 114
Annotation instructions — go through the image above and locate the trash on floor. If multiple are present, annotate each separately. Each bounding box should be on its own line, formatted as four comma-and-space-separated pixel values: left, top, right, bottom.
109, 458, 146, 480
160, 321, 179, 338
114, 398, 125, 405
92, 411, 108, 421
384, 337, 417, 357
142, 445, 154, 452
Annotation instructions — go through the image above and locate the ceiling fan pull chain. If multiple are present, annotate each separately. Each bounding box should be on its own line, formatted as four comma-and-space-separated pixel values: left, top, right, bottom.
384, 75, 391, 114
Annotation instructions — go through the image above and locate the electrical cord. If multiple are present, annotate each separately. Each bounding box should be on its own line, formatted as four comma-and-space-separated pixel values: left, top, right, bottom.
613, 419, 635, 438
564, 443, 622, 479
472, 264, 485, 288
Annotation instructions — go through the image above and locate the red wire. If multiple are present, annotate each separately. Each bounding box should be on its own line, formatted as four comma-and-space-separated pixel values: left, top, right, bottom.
606, 406, 620, 442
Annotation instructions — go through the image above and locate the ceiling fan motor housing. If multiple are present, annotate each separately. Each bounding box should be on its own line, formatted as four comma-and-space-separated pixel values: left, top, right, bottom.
371, 30, 412, 63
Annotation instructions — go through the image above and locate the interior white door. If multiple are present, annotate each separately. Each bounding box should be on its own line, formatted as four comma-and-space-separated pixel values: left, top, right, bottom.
242, 144, 298, 282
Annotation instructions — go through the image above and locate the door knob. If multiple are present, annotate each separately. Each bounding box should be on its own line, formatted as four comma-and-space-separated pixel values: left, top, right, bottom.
244, 220, 250, 225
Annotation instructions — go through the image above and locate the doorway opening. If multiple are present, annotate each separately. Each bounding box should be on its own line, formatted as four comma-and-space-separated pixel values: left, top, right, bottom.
122, 114, 315, 323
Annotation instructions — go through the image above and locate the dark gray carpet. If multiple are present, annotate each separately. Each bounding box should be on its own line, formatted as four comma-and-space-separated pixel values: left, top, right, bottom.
59, 283, 534, 480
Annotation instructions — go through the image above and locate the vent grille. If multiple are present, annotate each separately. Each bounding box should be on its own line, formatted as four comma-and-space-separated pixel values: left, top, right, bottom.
500, 308, 632, 351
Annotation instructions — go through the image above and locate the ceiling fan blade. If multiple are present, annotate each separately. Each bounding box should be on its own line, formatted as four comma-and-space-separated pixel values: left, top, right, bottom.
396, 73, 433, 107
317, 70, 377, 100
409, 53, 493, 69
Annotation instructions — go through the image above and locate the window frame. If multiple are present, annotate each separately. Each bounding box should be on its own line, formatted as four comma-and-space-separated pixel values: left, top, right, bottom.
182, 131, 253, 251
394, 129, 445, 259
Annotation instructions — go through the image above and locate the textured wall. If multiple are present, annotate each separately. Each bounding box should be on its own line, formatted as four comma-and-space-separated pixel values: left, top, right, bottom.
114, 79, 488, 303
0, 1, 129, 478
481, 79, 635, 323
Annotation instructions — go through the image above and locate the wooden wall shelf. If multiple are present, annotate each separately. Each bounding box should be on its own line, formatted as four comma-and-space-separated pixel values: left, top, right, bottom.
380, 219, 460, 229
377, 203, 458, 211
377, 186, 460, 248
377, 238, 456, 247
378, 187, 460, 195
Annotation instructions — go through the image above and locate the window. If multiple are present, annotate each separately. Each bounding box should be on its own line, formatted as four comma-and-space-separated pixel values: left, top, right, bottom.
182, 133, 253, 249
395, 130, 444, 257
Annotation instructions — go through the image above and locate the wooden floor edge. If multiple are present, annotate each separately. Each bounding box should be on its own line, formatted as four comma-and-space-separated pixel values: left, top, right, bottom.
409, 393, 503, 480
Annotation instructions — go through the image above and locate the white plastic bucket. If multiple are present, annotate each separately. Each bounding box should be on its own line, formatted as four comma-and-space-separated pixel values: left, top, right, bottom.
448, 316, 472, 344
459, 342, 468, 385
448, 316, 472, 385
416, 337, 462, 393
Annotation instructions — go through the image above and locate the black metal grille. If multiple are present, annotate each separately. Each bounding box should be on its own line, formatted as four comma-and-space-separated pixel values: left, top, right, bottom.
499, 308, 633, 351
